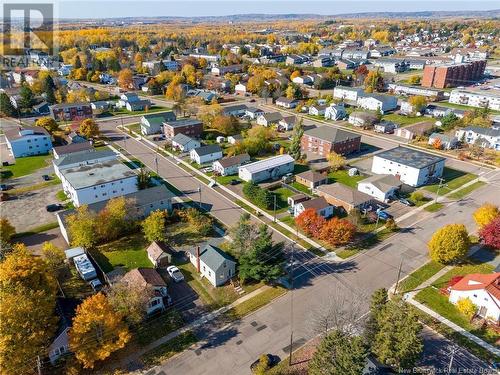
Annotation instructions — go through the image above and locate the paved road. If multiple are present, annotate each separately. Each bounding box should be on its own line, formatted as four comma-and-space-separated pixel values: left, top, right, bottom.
96, 120, 500, 374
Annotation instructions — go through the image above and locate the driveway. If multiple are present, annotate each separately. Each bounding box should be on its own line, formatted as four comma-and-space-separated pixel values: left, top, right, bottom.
0, 184, 62, 232
19, 228, 68, 255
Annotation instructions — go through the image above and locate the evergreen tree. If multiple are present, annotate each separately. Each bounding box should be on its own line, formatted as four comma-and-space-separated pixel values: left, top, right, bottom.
0, 93, 16, 117
19, 85, 34, 110
288, 118, 304, 160
74, 55, 82, 69
365, 288, 388, 345
45, 83, 56, 104
309, 330, 368, 375
229, 213, 258, 257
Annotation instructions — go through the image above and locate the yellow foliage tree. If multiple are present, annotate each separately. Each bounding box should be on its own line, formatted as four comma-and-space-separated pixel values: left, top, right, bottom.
326, 152, 346, 172
0, 218, 16, 247
79, 118, 100, 139
118, 68, 133, 89
457, 297, 477, 320
69, 293, 131, 369
41, 241, 66, 272
36, 116, 59, 134
473, 204, 499, 229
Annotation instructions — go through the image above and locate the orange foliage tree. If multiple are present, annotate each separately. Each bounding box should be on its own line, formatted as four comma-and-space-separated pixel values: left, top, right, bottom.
320, 217, 357, 246
295, 208, 325, 238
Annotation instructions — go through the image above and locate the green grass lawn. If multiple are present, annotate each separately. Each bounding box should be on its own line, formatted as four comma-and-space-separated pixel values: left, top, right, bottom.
223, 286, 286, 321
436, 101, 500, 115
215, 174, 241, 185
328, 169, 366, 188
269, 187, 295, 213
424, 202, 444, 212
415, 260, 500, 345
290, 181, 313, 195
398, 261, 445, 293
141, 331, 198, 367
92, 233, 152, 273
56, 190, 67, 201
1, 154, 51, 179
99, 105, 170, 118
448, 181, 486, 200
125, 123, 141, 133
136, 310, 185, 346
381, 113, 425, 127
423, 167, 477, 195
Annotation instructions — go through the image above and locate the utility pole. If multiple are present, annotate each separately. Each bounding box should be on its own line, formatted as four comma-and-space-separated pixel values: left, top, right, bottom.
435, 177, 446, 203
198, 185, 202, 209
288, 242, 295, 366
154, 156, 159, 175
273, 194, 277, 222
394, 257, 403, 295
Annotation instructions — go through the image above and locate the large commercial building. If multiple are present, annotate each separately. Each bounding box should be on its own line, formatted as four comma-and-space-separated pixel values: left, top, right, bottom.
421, 60, 486, 89
238, 154, 294, 183
301, 126, 361, 158
163, 119, 203, 139
49, 102, 93, 121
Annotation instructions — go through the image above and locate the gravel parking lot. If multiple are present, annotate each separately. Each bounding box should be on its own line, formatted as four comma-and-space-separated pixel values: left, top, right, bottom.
0, 185, 62, 232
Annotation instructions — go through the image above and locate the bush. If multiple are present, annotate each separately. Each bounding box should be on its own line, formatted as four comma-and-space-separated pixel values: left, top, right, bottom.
242, 182, 273, 210
410, 191, 424, 203
457, 297, 477, 320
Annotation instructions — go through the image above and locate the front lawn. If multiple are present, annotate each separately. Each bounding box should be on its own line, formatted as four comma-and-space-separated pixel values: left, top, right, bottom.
448, 181, 486, 200
290, 181, 313, 195
381, 113, 425, 127
269, 187, 295, 214
141, 331, 198, 367
215, 174, 242, 185
398, 261, 445, 293
125, 123, 141, 133
92, 233, 152, 273
423, 167, 477, 195
424, 202, 444, 212
1, 154, 51, 179
223, 286, 286, 321
327, 169, 366, 188
136, 310, 185, 346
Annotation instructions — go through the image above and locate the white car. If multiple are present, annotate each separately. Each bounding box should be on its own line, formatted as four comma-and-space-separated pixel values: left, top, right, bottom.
167, 266, 184, 282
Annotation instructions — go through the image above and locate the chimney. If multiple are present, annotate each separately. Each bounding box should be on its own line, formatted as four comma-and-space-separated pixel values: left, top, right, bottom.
196, 246, 201, 272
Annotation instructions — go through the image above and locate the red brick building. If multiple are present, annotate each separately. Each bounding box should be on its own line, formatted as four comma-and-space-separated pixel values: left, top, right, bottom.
301, 126, 361, 157
163, 119, 203, 139
49, 102, 93, 121
421, 60, 486, 89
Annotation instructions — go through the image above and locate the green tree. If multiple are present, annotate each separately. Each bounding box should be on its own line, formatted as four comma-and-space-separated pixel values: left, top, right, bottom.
141, 210, 168, 242
137, 168, 152, 190
288, 118, 304, 160
364, 288, 388, 345
19, 85, 34, 110
239, 225, 285, 283
428, 224, 470, 264
229, 213, 258, 257
0, 218, 16, 250
67, 205, 99, 248
309, 330, 368, 375
373, 301, 423, 370
0, 93, 16, 117
43, 74, 57, 104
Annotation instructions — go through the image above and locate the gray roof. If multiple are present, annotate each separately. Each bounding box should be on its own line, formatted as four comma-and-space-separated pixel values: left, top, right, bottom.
53, 142, 93, 156
189, 244, 235, 272
300, 196, 330, 210
361, 93, 396, 105
317, 183, 372, 206
142, 112, 176, 127
296, 170, 328, 183
429, 133, 457, 143
462, 126, 500, 137
222, 104, 247, 114
172, 133, 195, 146
304, 126, 361, 143
375, 146, 445, 169
164, 119, 202, 128
276, 96, 298, 104
245, 107, 264, 114
4, 126, 49, 141
261, 112, 283, 122
53, 149, 116, 168
60, 159, 137, 189
240, 154, 294, 174
359, 174, 402, 193
216, 153, 250, 168
193, 144, 222, 156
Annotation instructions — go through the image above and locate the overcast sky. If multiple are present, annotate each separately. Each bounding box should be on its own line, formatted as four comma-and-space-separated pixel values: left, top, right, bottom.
57, 1, 499, 19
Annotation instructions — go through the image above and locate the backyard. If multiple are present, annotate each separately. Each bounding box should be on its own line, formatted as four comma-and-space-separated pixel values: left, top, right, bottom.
381, 113, 426, 126
98, 105, 171, 118
327, 169, 366, 188
423, 167, 477, 196
1, 153, 51, 179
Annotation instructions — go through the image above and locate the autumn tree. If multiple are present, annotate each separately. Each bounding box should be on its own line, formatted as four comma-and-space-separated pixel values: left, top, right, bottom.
67, 205, 99, 248
473, 203, 499, 228
432, 138, 442, 150
69, 293, 131, 369
457, 297, 477, 319
212, 115, 240, 135
137, 167, 152, 190
36, 116, 59, 134
288, 118, 304, 160
142, 210, 168, 243
295, 208, 326, 238
0, 244, 58, 374
320, 218, 356, 247
41, 241, 66, 272
407, 75, 421, 85
118, 68, 133, 89
290, 70, 302, 80
97, 197, 132, 241
479, 217, 500, 250
364, 70, 384, 93
428, 224, 470, 264
0, 218, 16, 250
106, 282, 154, 325
178, 208, 213, 236
79, 118, 100, 139
408, 95, 427, 114
327, 151, 346, 172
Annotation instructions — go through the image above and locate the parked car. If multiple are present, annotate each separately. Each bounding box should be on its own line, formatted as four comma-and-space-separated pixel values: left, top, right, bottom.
0, 184, 10, 191
230, 179, 240, 185
89, 278, 103, 292
377, 210, 393, 220
46, 204, 63, 212
167, 265, 184, 283
250, 354, 280, 372
398, 198, 415, 207
42, 174, 51, 181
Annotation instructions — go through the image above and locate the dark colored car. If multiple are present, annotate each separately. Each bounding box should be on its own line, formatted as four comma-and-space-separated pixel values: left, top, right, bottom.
250, 354, 280, 372
46, 204, 63, 212
0, 184, 9, 191
398, 198, 415, 207
249, 98, 256, 102
230, 179, 240, 185
42, 175, 51, 181
377, 210, 393, 220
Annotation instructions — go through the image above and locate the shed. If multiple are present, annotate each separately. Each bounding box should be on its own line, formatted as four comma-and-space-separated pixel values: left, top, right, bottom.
146, 241, 172, 268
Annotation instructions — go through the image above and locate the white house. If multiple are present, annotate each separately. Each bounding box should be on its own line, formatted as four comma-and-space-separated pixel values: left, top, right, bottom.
239, 154, 294, 183
348, 112, 378, 128
245, 107, 265, 119
428, 133, 459, 150
53, 149, 117, 180
121, 268, 169, 315
449, 273, 500, 324
276, 97, 299, 109
212, 153, 250, 176
371, 146, 445, 187
140, 112, 176, 135
58, 64, 73, 76
222, 104, 247, 117
227, 134, 243, 144
52, 142, 94, 159
357, 94, 398, 114
171, 133, 201, 152
117, 92, 151, 111
59, 159, 138, 207
292, 75, 313, 85
455, 126, 500, 150
278, 116, 297, 131
188, 244, 237, 287
293, 197, 333, 218
235, 83, 247, 95
449, 90, 500, 111
357, 174, 402, 202
4, 126, 52, 158
190, 144, 223, 165
257, 112, 283, 127
324, 104, 347, 121
309, 104, 328, 116
333, 86, 365, 103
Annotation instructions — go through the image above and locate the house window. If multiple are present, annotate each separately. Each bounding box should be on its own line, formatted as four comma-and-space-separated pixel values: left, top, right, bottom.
203, 266, 206, 272
150, 299, 159, 307
208, 271, 211, 277
473, 294, 477, 298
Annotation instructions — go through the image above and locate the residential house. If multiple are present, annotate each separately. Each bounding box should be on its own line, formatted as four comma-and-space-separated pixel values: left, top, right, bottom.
287, 194, 309, 207
357, 93, 398, 114
121, 268, 169, 315
49, 102, 93, 121
222, 104, 247, 117
33, 101, 50, 115
293, 197, 333, 218
301, 126, 361, 157
278, 116, 297, 131
395, 121, 435, 140
387, 83, 445, 100
188, 244, 237, 287
171, 133, 201, 152
455, 126, 500, 150
292, 75, 313, 85
348, 112, 378, 128
371, 146, 445, 187
374, 121, 397, 134
48, 298, 80, 364
309, 104, 328, 116
57, 64, 73, 76
67, 132, 87, 144
53, 142, 94, 159
295, 170, 328, 190
211, 64, 243, 76
333, 86, 365, 104
53, 149, 117, 179
276, 97, 299, 109
449, 273, 500, 324
190, 144, 223, 165
324, 104, 347, 121
117, 92, 151, 111
336, 59, 360, 70
257, 112, 283, 127
316, 183, 373, 213
227, 134, 243, 144
343, 48, 369, 60
235, 83, 247, 95
238, 154, 294, 183
163, 119, 203, 139
425, 104, 465, 119
313, 56, 335, 68
428, 133, 459, 150
285, 54, 310, 66
146, 241, 172, 268
212, 153, 250, 176
370, 46, 397, 58
140, 112, 177, 135
357, 174, 402, 202
4, 126, 52, 158
245, 107, 265, 120
90, 101, 111, 112
372, 58, 409, 74
59, 159, 138, 207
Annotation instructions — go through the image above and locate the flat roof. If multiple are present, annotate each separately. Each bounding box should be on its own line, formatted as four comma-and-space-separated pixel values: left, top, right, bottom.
164, 119, 202, 128
54, 149, 116, 167
374, 146, 445, 169
240, 154, 294, 174
61, 159, 136, 189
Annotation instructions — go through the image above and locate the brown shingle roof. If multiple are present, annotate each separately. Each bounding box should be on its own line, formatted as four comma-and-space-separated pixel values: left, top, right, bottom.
317, 183, 372, 206
296, 170, 327, 183
300, 196, 330, 210
121, 268, 166, 287
53, 142, 93, 156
